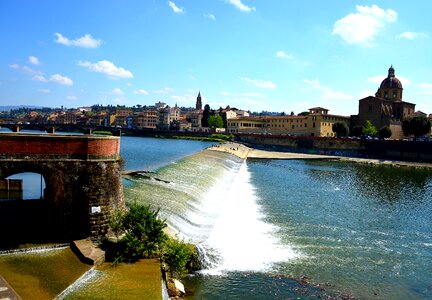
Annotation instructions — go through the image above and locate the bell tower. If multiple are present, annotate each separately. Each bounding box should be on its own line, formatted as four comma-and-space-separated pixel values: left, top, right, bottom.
196, 91, 202, 110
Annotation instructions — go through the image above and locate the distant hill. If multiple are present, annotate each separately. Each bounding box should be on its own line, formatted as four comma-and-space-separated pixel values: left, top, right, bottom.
0, 105, 43, 112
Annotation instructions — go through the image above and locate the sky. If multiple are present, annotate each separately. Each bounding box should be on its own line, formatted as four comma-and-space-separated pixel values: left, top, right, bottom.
1, 0, 432, 116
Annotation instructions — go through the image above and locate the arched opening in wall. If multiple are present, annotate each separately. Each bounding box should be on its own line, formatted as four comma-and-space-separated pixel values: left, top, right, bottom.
0, 173, 65, 248
4, 172, 46, 200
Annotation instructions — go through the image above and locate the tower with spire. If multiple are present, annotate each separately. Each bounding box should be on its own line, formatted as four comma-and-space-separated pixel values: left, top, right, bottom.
196, 91, 202, 110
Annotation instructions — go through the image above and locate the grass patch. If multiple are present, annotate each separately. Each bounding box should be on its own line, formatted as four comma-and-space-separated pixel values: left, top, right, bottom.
92, 130, 113, 135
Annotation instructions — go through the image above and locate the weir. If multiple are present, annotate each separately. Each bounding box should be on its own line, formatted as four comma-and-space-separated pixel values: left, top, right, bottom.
124, 148, 297, 273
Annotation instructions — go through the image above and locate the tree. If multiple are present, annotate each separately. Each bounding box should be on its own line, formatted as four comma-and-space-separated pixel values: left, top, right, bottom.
402, 118, 412, 136
403, 116, 431, 138
332, 121, 349, 138
350, 126, 363, 137
208, 115, 224, 128
298, 111, 309, 116
378, 126, 392, 139
411, 116, 431, 137
362, 120, 377, 137
201, 104, 211, 127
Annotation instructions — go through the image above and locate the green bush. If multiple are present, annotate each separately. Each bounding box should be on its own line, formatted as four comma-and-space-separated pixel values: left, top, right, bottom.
107, 203, 198, 277
162, 237, 193, 278
108, 203, 167, 262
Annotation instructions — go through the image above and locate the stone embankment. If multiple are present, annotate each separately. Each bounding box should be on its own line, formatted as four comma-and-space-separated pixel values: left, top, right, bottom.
209, 142, 340, 161
209, 142, 432, 169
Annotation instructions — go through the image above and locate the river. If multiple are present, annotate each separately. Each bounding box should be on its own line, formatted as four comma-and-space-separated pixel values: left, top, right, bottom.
122, 137, 432, 299
2, 135, 432, 299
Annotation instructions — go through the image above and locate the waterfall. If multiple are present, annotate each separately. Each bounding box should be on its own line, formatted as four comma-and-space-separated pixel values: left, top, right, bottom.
55, 267, 100, 300
0, 243, 69, 255
125, 150, 299, 274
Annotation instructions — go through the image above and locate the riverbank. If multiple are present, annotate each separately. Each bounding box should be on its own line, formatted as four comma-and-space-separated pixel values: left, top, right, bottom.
209, 142, 432, 169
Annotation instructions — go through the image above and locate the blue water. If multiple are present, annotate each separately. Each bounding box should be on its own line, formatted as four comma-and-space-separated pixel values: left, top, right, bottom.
248, 159, 432, 299
121, 139, 432, 299
5, 134, 430, 299
120, 136, 216, 171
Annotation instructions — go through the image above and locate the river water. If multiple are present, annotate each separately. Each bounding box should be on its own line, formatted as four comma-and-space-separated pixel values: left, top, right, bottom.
1, 135, 431, 299
122, 137, 432, 299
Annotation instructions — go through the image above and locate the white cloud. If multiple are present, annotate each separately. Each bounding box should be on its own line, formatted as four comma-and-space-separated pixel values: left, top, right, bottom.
50, 74, 73, 86
28, 56, 40, 65
368, 73, 410, 86
113, 97, 128, 104
276, 51, 294, 60
38, 88, 50, 94
204, 13, 216, 21
78, 60, 133, 79
54, 33, 101, 48
367, 75, 385, 85
153, 87, 174, 94
221, 91, 233, 97
416, 82, 432, 95
359, 90, 375, 99
243, 92, 266, 98
112, 88, 124, 95
240, 77, 277, 89
332, 5, 397, 47
168, 1, 184, 14
9, 64, 41, 75
172, 95, 194, 105
303, 78, 353, 101
397, 32, 429, 40
227, 0, 255, 12
67, 95, 78, 101
134, 89, 149, 95
33, 74, 73, 86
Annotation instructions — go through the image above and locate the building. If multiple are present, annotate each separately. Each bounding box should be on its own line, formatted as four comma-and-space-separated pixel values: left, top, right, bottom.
157, 107, 171, 130
227, 117, 266, 134
227, 107, 350, 137
196, 92, 202, 110
351, 66, 416, 138
134, 110, 158, 129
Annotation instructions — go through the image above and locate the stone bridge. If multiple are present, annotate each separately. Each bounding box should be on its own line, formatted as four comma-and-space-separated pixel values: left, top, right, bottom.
0, 133, 125, 246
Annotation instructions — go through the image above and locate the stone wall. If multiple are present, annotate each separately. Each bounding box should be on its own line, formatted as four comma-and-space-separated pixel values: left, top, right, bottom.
237, 134, 432, 162
0, 134, 124, 241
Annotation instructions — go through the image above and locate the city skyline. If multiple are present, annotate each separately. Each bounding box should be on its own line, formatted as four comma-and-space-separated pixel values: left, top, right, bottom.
1, 1, 431, 115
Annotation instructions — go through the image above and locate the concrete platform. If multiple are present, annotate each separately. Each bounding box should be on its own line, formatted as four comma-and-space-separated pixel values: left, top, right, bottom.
0, 275, 21, 300
71, 239, 105, 266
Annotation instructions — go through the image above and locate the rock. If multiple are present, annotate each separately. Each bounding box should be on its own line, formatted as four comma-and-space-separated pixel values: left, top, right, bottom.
167, 278, 185, 297
174, 279, 185, 295
71, 239, 105, 265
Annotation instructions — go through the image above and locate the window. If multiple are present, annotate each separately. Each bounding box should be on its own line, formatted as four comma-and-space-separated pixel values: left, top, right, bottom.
368, 105, 372, 112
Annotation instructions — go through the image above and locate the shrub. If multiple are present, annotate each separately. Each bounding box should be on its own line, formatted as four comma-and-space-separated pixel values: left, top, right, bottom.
332, 122, 349, 138
107, 203, 199, 277
362, 120, 378, 137
108, 203, 167, 262
378, 126, 392, 139
162, 237, 193, 278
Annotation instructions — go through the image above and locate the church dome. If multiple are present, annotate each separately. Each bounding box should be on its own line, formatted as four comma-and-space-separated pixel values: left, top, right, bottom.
379, 66, 402, 89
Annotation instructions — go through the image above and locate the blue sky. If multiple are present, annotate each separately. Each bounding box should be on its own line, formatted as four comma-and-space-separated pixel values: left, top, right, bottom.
1, 0, 431, 115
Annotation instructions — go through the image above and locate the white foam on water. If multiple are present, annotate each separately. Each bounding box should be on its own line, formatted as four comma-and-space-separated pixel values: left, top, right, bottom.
198, 161, 300, 274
